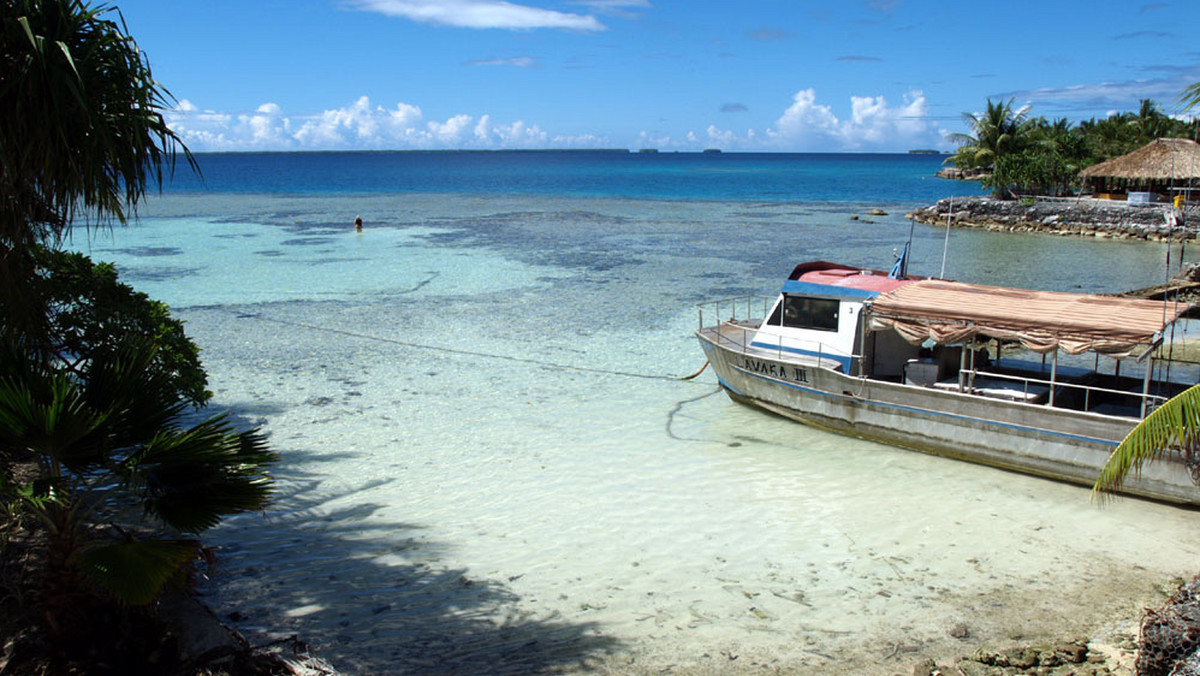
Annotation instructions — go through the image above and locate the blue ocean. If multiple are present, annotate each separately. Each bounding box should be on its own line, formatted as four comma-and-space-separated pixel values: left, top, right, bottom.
165, 150, 978, 202
79, 151, 1200, 675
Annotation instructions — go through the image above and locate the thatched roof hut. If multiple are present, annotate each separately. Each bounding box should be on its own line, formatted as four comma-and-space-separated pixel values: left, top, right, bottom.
1081, 138, 1200, 200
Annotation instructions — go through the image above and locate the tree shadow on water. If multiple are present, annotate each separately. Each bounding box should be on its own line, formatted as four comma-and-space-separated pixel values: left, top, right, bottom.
199, 449, 622, 675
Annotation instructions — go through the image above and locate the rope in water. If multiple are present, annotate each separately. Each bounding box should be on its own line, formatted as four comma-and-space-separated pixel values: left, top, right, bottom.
233, 312, 709, 383
679, 360, 709, 380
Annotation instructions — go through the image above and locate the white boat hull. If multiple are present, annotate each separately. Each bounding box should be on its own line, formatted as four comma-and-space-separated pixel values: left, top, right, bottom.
698, 327, 1200, 507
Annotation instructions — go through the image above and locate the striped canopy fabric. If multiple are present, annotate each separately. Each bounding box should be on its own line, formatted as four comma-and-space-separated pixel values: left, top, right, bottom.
866, 279, 1192, 356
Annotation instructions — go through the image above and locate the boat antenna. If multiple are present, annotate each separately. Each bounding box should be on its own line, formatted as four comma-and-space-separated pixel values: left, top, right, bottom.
939, 196, 953, 279
890, 214, 916, 279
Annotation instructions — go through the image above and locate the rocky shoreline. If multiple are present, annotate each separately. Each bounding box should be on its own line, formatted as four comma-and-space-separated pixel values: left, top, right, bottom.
908, 195, 1199, 241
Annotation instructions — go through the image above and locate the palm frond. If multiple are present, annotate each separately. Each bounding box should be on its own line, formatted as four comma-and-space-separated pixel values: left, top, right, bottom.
0, 372, 109, 471
1180, 82, 1200, 114
129, 415, 276, 533
76, 537, 199, 605
1092, 384, 1200, 501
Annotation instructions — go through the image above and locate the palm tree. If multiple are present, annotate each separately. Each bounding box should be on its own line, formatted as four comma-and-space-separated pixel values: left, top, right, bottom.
0, 0, 274, 636
1180, 83, 1200, 116
0, 337, 276, 611
0, 0, 194, 341
1178, 83, 1200, 141
946, 98, 1033, 197
1092, 384, 1200, 501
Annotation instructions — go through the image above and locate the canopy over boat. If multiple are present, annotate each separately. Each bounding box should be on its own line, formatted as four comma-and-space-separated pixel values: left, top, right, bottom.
866, 279, 1194, 357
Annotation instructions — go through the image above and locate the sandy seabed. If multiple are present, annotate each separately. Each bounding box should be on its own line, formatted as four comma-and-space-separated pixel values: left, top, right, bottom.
102, 195, 1200, 674
183, 298, 1197, 676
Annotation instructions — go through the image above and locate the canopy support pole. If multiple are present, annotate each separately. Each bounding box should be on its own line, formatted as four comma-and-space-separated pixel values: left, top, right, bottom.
1141, 357, 1154, 418
958, 344, 968, 392
1049, 350, 1059, 407
967, 343, 978, 392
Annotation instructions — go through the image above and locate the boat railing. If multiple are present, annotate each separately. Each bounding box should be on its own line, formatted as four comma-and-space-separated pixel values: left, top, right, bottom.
953, 367, 1170, 416
697, 295, 775, 331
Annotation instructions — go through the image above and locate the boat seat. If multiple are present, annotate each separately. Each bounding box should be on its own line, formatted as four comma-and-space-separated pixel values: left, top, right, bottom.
992, 357, 1093, 382
931, 376, 1050, 403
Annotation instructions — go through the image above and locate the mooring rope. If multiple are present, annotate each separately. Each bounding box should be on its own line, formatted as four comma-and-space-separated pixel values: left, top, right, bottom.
231, 311, 709, 383
679, 360, 709, 380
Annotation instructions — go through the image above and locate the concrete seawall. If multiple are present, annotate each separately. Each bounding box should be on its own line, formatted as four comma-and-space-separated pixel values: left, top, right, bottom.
908, 196, 1199, 241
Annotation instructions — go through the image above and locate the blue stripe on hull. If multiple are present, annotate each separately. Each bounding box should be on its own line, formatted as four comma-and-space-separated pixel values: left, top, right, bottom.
748, 341, 853, 371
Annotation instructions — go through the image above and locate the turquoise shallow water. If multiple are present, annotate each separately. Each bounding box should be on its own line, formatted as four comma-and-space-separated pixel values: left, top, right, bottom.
72, 154, 1200, 674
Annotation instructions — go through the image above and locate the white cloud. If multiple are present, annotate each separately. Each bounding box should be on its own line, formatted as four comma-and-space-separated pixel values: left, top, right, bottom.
661, 89, 944, 152
349, 0, 605, 31
769, 88, 841, 147
636, 130, 672, 150
704, 124, 737, 148
465, 56, 536, 67
167, 96, 584, 151
165, 89, 946, 153
571, 0, 650, 8
764, 88, 940, 151
568, 0, 651, 18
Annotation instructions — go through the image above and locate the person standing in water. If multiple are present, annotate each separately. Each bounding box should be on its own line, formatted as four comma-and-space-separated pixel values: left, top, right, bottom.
354, 215, 363, 232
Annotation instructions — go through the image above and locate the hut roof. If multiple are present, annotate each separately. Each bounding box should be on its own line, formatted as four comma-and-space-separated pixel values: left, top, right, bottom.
1080, 137, 1200, 180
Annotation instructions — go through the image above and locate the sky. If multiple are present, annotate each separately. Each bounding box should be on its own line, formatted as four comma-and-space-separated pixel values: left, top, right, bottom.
111, 0, 1200, 153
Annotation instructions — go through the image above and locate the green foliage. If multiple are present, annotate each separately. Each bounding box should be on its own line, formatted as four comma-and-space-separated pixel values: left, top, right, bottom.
76, 538, 200, 606
948, 96, 1200, 198
1092, 384, 1200, 501
0, 0, 195, 342
33, 246, 211, 406
0, 339, 277, 605
1180, 82, 1200, 116
0, 0, 194, 242
0, 0, 266, 625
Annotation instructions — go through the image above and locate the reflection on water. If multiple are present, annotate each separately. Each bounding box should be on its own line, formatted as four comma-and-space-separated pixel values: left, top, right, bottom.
77, 192, 1200, 674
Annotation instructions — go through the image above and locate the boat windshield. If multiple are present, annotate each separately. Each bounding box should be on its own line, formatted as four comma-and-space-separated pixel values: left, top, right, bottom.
767, 295, 840, 331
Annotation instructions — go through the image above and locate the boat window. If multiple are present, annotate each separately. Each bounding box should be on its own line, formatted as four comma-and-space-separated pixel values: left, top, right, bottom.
781, 296, 839, 331
767, 301, 784, 326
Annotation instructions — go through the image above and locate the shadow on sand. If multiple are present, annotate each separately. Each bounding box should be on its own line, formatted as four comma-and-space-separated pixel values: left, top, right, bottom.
199, 428, 622, 674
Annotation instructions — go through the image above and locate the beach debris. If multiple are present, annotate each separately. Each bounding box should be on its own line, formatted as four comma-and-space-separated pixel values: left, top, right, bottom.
912, 639, 1097, 676
1136, 573, 1200, 675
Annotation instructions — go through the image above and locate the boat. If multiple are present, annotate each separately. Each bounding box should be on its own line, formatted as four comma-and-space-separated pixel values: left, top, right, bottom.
695, 257, 1200, 506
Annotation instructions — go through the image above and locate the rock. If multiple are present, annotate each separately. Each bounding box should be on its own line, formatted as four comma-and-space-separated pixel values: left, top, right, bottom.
157, 590, 248, 666
906, 196, 1198, 241
952, 660, 993, 676
912, 657, 938, 676
868, 208, 888, 216
1004, 647, 1039, 669
972, 648, 1008, 666
1055, 641, 1089, 664
950, 623, 971, 639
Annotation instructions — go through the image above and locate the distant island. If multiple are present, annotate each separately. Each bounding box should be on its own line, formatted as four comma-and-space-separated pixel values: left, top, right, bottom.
907, 149, 944, 155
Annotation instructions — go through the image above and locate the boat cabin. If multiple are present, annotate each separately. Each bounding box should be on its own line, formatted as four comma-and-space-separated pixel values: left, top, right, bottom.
749, 261, 914, 373
749, 262, 1198, 420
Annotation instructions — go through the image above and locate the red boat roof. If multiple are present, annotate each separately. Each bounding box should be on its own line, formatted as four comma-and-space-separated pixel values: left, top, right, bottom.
791, 262, 914, 294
